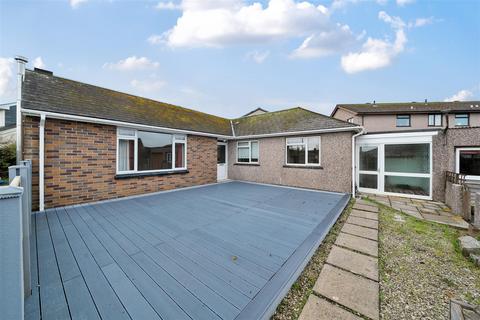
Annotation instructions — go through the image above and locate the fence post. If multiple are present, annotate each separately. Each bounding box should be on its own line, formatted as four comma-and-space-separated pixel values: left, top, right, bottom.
9, 164, 32, 297
0, 185, 24, 320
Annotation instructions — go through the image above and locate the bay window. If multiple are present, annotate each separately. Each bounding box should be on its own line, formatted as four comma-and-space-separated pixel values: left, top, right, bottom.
286, 136, 321, 166
237, 141, 259, 163
117, 128, 186, 174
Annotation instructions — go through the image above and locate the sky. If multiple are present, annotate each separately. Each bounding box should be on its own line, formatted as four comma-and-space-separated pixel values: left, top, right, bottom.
0, 0, 479, 118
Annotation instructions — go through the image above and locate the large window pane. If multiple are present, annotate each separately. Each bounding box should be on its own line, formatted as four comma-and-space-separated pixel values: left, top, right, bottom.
137, 131, 173, 170
396, 115, 410, 127
118, 139, 134, 171
287, 145, 305, 164
175, 143, 185, 168
459, 150, 480, 176
307, 137, 320, 164
455, 114, 469, 126
238, 147, 250, 162
384, 176, 430, 196
359, 174, 377, 189
359, 146, 377, 171
251, 142, 259, 162
385, 144, 429, 174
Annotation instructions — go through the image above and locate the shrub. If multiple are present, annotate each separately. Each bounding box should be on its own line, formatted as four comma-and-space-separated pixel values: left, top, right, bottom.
0, 143, 16, 180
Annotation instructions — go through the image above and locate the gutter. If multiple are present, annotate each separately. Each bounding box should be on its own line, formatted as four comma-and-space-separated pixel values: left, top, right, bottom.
15, 56, 28, 164
351, 126, 365, 197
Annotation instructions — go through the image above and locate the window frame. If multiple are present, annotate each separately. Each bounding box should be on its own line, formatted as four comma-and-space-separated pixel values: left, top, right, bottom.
454, 114, 469, 127
428, 114, 442, 127
285, 136, 321, 166
455, 147, 480, 180
396, 114, 411, 127
236, 140, 259, 164
116, 127, 187, 175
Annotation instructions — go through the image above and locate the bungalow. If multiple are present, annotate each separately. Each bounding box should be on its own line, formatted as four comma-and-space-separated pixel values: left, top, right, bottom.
332, 101, 480, 202
15, 62, 360, 211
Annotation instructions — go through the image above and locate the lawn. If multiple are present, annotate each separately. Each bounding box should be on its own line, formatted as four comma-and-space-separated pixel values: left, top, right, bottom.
372, 199, 480, 319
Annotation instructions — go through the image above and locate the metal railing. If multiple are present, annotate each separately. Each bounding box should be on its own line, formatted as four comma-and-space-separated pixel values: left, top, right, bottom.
0, 160, 32, 320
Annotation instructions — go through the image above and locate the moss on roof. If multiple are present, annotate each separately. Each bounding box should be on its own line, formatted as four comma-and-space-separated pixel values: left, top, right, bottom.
232, 107, 358, 136
22, 70, 233, 136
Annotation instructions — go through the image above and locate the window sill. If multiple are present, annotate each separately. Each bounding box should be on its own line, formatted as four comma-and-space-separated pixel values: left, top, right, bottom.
283, 165, 323, 170
234, 163, 260, 166
115, 169, 189, 179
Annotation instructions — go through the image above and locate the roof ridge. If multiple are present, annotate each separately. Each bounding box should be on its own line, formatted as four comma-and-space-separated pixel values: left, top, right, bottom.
233, 107, 301, 120
297, 106, 359, 126
25, 69, 230, 122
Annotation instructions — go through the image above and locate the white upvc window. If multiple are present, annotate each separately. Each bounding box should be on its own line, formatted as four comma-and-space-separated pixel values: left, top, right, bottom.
456, 147, 480, 180
236, 141, 259, 163
286, 136, 321, 166
116, 127, 187, 174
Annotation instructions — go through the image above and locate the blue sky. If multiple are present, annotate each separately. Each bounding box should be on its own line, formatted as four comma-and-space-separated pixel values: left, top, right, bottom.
1, 0, 479, 118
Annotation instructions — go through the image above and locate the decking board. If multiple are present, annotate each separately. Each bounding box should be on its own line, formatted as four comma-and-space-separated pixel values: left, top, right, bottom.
26, 181, 348, 320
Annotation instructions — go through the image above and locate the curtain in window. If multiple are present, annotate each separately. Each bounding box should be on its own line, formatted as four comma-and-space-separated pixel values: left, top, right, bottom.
119, 140, 129, 171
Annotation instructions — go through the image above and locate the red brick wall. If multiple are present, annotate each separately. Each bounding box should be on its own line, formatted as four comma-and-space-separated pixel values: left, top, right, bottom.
23, 116, 217, 210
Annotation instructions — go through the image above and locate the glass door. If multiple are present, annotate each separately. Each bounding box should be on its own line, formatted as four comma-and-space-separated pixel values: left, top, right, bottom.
358, 145, 380, 192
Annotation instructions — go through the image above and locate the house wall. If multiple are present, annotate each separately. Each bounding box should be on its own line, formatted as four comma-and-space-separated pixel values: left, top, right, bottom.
227, 132, 353, 193
431, 127, 480, 202
23, 116, 217, 210
332, 108, 361, 125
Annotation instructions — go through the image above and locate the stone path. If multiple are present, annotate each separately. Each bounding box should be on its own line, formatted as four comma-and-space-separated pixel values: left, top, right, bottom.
365, 194, 469, 229
298, 199, 380, 320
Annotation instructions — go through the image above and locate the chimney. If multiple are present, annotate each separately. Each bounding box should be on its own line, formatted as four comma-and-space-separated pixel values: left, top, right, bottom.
15, 55, 28, 163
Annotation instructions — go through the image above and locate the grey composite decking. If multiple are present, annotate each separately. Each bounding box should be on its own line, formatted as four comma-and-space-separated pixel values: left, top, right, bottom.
25, 181, 349, 320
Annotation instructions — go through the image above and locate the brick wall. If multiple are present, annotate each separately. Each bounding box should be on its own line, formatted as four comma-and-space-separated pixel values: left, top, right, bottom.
23, 116, 217, 210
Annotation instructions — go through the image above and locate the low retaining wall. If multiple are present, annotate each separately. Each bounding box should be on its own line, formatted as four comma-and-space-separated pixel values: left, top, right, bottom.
445, 181, 470, 220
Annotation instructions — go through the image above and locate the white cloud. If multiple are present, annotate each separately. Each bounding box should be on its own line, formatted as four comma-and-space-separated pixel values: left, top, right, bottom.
147, 34, 164, 45
130, 79, 167, 92
246, 50, 270, 63
70, 0, 88, 9
396, 0, 414, 6
155, 1, 181, 10
444, 89, 474, 102
341, 28, 406, 73
291, 24, 355, 59
103, 56, 160, 71
33, 57, 46, 69
378, 11, 405, 29
0, 57, 15, 100
156, 0, 330, 48
412, 17, 434, 27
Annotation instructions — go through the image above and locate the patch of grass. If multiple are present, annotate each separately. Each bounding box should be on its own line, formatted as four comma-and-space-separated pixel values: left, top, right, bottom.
272, 199, 355, 320
366, 197, 480, 319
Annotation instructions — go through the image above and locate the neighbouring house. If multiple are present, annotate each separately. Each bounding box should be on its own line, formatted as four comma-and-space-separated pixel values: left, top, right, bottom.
0, 102, 17, 145
17, 65, 360, 211
332, 101, 480, 202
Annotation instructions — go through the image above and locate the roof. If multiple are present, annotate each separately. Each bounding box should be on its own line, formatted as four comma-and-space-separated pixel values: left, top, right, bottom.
232, 107, 358, 137
21, 69, 233, 136
21, 69, 359, 138
242, 108, 269, 117
333, 101, 480, 116
0, 102, 15, 110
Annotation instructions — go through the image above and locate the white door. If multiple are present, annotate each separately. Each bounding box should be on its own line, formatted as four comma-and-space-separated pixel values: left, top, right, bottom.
217, 142, 227, 181
357, 144, 381, 193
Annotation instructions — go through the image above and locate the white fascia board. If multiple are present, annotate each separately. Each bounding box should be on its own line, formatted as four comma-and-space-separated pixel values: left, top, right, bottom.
230, 126, 362, 140
357, 130, 438, 144
21, 108, 233, 139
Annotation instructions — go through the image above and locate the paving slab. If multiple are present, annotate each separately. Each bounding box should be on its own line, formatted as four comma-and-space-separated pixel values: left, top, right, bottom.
326, 246, 378, 281
335, 233, 378, 257
350, 209, 378, 221
422, 213, 469, 229
419, 207, 441, 215
313, 264, 379, 320
298, 295, 362, 320
346, 216, 378, 229
341, 223, 378, 241
401, 209, 424, 220
353, 203, 379, 213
